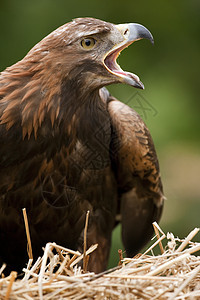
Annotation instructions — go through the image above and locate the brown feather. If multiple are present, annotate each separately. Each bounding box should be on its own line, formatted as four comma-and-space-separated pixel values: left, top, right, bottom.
0, 17, 164, 275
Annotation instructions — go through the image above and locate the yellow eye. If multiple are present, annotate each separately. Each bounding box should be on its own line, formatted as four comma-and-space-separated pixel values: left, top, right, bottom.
81, 38, 96, 50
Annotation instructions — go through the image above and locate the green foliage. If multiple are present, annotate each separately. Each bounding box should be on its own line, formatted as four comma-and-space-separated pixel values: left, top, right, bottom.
0, 0, 199, 267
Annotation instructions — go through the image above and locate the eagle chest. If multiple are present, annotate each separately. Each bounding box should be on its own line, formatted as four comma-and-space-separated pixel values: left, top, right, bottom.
43, 105, 117, 212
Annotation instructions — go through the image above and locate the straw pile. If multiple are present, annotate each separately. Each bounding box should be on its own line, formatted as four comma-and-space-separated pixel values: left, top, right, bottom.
1, 221, 200, 299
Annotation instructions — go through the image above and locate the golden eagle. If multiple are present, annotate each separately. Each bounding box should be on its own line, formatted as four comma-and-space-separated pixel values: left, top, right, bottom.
0, 17, 164, 274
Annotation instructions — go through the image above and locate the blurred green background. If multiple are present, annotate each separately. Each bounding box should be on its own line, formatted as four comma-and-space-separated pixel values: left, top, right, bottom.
0, 0, 200, 267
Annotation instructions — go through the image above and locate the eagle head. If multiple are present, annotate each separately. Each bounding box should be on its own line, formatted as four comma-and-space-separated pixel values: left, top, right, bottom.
0, 17, 153, 139
26, 17, 154, 92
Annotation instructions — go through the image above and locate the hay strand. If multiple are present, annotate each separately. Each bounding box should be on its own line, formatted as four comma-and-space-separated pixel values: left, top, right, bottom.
0, 223, 200, 299
5, 271, 17, 300
176, 227, 200, 252
153, 221, 165, 254
168, 264, 200, 300
83, 210, 90, 272
22, 208, 33, 261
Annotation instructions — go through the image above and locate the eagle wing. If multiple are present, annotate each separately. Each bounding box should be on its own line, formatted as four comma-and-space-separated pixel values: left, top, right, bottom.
103, 89, 164, 256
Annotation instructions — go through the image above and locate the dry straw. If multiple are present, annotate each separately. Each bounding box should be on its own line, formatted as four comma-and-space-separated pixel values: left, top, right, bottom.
0, 215, 200, 299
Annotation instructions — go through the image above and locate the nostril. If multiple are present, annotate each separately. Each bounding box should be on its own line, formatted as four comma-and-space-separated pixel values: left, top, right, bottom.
124, 29, 129, 36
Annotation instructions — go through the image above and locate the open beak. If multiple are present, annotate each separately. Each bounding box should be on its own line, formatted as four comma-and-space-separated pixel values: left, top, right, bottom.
103, 23, 154, 89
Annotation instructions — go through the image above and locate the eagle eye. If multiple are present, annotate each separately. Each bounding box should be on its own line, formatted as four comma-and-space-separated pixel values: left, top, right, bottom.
81, 38, 96, 50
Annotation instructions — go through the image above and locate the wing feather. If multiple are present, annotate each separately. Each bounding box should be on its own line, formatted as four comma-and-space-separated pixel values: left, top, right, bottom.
107, 93, 164, 256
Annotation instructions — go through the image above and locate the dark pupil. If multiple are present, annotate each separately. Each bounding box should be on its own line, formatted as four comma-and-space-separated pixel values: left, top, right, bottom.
85, 39, 91, 46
